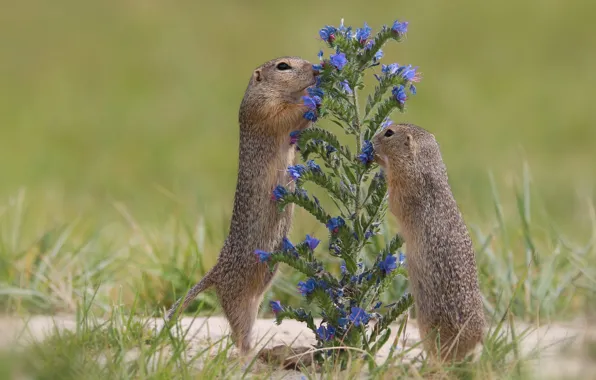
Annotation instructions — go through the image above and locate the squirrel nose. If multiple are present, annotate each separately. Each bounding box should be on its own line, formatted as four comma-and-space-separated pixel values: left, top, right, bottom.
313, 68, 320, 76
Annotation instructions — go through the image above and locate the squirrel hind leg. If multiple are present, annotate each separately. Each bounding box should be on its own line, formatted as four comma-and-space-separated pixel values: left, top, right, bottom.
219, 290, 260, 355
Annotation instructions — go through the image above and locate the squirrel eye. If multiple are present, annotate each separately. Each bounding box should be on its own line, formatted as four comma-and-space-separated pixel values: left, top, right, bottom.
384, 129, 395, 137
276, 62, 292, 70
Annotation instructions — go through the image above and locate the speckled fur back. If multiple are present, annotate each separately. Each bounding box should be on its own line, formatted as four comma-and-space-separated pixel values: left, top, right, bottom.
373, 123, 485, 362
165, 57, 317, 354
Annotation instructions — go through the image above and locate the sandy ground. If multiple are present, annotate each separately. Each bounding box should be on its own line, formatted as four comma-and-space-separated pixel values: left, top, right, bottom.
1, 315, 595, 379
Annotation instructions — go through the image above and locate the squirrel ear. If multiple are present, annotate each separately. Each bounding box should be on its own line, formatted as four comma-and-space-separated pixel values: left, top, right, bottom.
253, 69, 262, 82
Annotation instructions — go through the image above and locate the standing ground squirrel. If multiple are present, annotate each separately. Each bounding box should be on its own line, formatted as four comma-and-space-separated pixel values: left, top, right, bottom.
165, 57, 319, 354
373, 123, 485, 362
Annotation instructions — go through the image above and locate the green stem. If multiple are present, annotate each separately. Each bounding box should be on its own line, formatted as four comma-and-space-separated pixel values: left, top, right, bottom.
352, 77, 363, 237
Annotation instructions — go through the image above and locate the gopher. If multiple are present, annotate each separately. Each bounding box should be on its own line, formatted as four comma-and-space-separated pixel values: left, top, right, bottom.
373, 123, 485, 362
165, 57, 319, 354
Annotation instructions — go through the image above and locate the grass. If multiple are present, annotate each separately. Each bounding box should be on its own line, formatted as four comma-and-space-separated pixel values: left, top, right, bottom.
1, 165, 595, 378
1, 0, 595, 378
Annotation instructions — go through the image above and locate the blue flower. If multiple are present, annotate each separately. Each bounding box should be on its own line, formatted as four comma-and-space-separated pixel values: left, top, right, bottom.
391, 20, 409, 34
339, 80, 352, 94
304, 110, 317, 122
340, 261, 347, 274
312, 64, 322, 72
316, 324, 336, 341
302, 95, 322, 110
364, 40, 375, 51
392, 85, 407, 104
297, 278, 317, 296
304, 234, 320, 250
399, 65, 418, 81
319, 26, 337, 42
306, 160, 321, 173
378, 254, 397, 275
329, 53, 347, 70
374, 49, 384, 62
282, 237, 295, 252
398, 251, 406, 265
337, 18, 349, 34
364, 230, 374, 239
373, 302, 382, 310
270, 300, 283, 314
317, 50, 324, 60
338, 317, 348, 328
302, 94, 321, 122
358, 140, 374, 165
382, 63, 400, 75
381, 117, 393, 130
288, 164, 306, 180
330, 243, 341, 254
289, 131, 300, 145
410, 84, 417, 95
374, 170, 385, 182
325, 144, 336, 157
272, 185, 287, 201
349, 307, 370, 327
340, 80, 352, 94
255, 249, 270, 263
326, 217, 346, 234
355, 22, 371, 43
307, 86, 324, 98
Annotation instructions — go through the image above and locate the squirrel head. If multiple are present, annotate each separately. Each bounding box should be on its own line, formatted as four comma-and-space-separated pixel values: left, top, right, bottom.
373, 123, 446, 190
239, 57, 319, 135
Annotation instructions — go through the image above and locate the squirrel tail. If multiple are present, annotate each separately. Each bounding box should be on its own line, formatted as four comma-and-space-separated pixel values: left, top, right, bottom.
164, 269, 216, 323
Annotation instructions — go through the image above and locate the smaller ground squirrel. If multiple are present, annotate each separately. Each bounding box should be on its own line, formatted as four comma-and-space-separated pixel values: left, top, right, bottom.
164, 57, 318, 354
373, 123, 485, 362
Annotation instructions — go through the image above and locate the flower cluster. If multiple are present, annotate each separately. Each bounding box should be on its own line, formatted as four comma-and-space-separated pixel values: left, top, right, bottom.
317, 324, 336, 341
349, 307, 370, 327
378, 254, 398, 275
297, 278, 318, 296
302, 95, 322, 122
305, 234, 320, 250
330, 53, 348, 70
326, 216, 345, 234
271, 185, 287, 201
391, 20, 408, 34
392, 85, 407, 105
256, 234, 321, 263
264, 18, 417, 363
358, 140, 375, 165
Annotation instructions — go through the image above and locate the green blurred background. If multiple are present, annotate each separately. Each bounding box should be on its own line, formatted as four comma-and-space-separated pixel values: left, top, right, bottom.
1, 0, 595, 236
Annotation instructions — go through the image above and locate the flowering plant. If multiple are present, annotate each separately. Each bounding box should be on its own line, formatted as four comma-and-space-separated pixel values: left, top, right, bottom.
258, 19, 420, 363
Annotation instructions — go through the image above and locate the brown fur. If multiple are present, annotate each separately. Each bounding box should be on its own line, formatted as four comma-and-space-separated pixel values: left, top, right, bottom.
373, 123, 485, 362
165, 57, 318, 354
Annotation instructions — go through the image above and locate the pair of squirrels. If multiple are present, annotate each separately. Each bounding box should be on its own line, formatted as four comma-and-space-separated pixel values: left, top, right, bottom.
164, 57, 484, 363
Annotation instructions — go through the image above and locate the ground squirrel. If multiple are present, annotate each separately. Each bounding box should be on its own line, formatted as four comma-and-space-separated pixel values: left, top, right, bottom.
373, 123, 485, 362
165, 57, 318, 353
